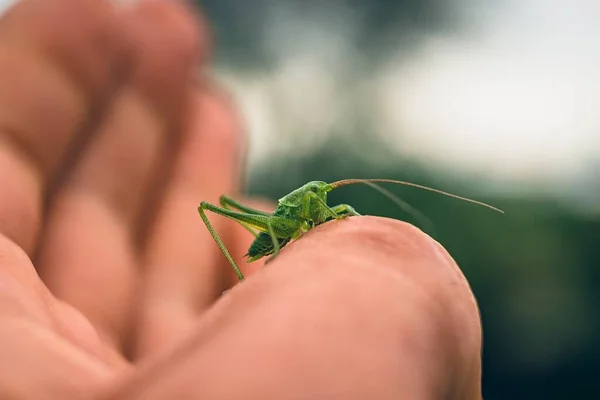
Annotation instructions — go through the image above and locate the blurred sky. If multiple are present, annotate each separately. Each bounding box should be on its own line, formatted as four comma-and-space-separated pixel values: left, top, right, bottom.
0, 0, 598, 209
0, 0, 12, 14
380, 0, 600, 184
212, 0, 600, 210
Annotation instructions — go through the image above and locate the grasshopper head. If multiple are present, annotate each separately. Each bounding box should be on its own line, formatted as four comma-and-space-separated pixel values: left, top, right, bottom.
278, 181, 330, 206
303, 180, 331, 199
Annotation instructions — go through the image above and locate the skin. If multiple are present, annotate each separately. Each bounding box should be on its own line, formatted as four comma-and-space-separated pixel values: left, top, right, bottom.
0, 0, 483, 399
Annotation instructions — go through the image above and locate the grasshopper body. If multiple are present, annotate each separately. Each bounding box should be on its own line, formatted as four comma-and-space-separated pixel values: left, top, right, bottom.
198, 179, 502, 281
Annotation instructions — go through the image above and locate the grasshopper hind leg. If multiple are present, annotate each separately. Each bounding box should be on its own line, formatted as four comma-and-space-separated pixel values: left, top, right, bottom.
198, 202, 245, 280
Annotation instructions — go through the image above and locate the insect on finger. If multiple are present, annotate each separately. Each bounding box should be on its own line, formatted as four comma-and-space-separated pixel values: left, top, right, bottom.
199, 179, 504, 282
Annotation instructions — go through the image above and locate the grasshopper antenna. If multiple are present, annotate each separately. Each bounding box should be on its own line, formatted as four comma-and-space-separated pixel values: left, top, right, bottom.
355, 180, 436, 233
329, 178, 504, 213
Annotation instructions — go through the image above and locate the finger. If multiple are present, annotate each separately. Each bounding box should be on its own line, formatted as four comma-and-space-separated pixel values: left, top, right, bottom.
36, 0, 204, 351
0, 0, 130, 254
135, 83, 246, 358
108, 217, 483, 399
0, 234, 126, 396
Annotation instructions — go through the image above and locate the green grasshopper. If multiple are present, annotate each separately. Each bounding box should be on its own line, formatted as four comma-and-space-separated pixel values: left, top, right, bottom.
198, 179, 503, 281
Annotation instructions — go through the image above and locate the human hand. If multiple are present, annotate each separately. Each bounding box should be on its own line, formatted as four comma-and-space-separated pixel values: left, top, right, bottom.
0, 1, 483, 399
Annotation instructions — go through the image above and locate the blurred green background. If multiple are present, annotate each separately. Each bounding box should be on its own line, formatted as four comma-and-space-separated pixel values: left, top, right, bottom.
200, 0, 599, 398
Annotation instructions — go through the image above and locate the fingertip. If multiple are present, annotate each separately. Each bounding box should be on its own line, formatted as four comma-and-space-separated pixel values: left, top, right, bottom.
127, 0, 211, 63
242, 216, 483, 397
272, 216, 482, 335
319, 216, 483, 389
123, 0, 207, 119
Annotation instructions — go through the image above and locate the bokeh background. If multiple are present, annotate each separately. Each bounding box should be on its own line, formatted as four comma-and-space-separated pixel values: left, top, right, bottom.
200, 0, 599, 399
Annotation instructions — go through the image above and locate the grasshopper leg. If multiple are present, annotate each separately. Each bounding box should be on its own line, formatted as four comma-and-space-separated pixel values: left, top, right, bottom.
198, 203, 245, 280
266, 218, 280, 258
331, 204, 361, 218
220, 195, 269, 238
198, 201, 300, 281
304, 192, 339, 220
220, 195, 271, 216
